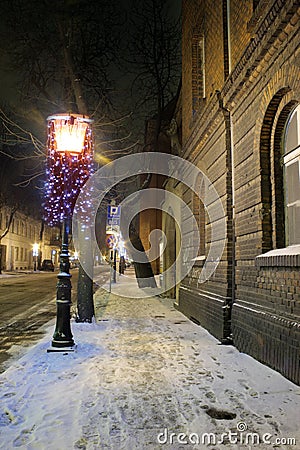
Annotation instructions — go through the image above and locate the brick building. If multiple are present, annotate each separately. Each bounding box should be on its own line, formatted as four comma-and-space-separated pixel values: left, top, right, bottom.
176, 0, 300, 384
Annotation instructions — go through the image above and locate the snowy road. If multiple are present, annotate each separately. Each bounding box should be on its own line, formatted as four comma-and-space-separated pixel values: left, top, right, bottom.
0, 272, 59, 327
0, 271, 78, 372
0, 265, 109, 372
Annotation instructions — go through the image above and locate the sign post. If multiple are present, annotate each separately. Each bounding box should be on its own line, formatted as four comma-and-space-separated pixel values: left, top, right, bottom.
106, 204, 121, 289
106, 205, 121, 235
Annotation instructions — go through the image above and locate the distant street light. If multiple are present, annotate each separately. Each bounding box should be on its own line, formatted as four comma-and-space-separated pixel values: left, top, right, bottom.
45, 113, 94, 351
32, 243, 39, 271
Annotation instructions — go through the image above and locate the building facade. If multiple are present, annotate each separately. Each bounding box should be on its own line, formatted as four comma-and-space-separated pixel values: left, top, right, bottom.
0, 207, 61, 271
176, 0, 300, 384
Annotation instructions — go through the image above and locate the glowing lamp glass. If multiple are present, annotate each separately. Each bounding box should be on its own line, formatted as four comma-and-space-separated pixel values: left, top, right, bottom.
47, 114, 93, 154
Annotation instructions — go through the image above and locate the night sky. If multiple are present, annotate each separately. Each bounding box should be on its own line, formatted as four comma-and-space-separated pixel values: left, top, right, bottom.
0, 0, 181, 209
0, 0, 181, 111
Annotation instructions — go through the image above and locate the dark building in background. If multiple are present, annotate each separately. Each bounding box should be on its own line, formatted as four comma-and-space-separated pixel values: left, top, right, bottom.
139, 99, 178, 275
177, 0, 300, 384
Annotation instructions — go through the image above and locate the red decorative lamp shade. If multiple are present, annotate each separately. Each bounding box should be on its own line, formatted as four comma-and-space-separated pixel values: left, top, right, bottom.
47, 114, 93, 155
44, 113, 94, 226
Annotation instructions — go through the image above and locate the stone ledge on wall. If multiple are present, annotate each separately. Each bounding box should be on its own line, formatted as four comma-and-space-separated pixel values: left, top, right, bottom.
255, 245, 300, 267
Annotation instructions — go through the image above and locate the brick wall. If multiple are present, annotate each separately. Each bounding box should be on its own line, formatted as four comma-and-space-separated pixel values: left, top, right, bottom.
232, 301, 300, 384
180, 0, 300, 384
228, 0, 300, 384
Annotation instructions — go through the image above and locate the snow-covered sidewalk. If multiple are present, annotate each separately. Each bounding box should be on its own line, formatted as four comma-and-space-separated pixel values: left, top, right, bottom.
0, 271, 299, 449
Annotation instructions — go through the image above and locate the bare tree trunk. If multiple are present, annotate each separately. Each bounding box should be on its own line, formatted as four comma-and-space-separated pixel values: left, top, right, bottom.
58, 19, 94, 319
129, 220, 157, 288
0, 206, 17, 274
57, 21, 88, 115
76, 264, 94, 322
0, 242, 2, 275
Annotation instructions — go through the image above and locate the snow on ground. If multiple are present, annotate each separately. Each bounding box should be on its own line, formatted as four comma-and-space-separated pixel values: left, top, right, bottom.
0, 271, 300, 450
0, 272, 27, 278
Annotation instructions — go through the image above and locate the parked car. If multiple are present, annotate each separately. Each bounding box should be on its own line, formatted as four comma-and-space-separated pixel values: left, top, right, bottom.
41, 259, 54, 272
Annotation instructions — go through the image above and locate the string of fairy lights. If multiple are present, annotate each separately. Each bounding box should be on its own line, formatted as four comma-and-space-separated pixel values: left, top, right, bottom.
44, 116, 94, 227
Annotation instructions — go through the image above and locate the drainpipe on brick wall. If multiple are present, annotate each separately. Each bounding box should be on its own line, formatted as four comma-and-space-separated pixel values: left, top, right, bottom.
216, 90, 235, 343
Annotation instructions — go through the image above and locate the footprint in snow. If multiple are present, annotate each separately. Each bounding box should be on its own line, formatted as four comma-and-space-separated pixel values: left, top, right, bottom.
13, 428, 35, 447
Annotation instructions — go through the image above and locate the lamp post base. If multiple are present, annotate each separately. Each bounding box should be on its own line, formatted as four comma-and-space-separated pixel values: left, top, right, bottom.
47, 344, 77, 353
49, 218, 75, 352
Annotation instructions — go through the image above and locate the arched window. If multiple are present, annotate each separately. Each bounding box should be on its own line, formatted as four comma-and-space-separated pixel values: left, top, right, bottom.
283, 105, 300, 245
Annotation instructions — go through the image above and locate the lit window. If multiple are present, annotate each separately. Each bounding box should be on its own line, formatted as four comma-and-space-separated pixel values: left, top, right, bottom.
283, 105, 300, 245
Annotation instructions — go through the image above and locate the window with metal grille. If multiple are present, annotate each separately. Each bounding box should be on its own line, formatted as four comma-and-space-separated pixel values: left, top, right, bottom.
192, 35, 205, 116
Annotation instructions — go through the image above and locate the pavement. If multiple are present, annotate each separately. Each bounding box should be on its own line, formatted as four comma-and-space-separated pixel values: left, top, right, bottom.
0, 268, 300, 449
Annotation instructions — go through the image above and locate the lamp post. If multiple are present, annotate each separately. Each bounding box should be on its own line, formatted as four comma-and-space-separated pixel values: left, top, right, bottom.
33, 243, 39, 271
45, 113, 94, 351
113, 245, 117, 283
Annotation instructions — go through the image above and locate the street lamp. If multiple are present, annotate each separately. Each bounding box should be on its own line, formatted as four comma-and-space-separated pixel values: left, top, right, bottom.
45, 113, 94, 351
33, 243, 39, 271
